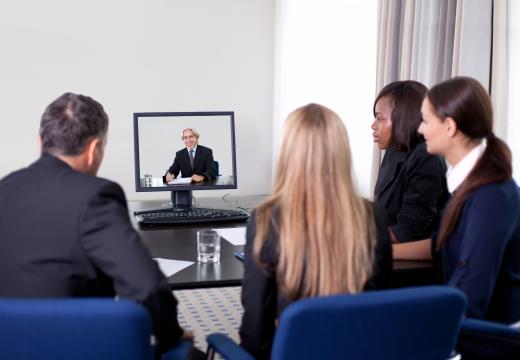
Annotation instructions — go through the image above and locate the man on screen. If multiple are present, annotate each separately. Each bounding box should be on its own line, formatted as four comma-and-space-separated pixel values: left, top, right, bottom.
0, 93, 192, 357
164, 128, 217, 183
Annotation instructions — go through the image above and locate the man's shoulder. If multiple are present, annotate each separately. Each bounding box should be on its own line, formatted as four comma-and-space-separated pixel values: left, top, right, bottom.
0, 155, 50, 185
0, 167, 27, 186
74, 174, 125, 200
176, 148, 188, 156
197, 145, 212, 154
35, 159, 127, 202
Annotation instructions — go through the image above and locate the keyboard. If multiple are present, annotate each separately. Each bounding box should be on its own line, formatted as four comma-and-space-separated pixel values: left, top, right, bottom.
134, 207, 250, 225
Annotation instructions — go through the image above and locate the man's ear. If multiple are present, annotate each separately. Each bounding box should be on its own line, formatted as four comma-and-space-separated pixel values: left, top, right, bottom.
85, 138, 101, 168
38, 135, 43, 149
445, 117, 458, 138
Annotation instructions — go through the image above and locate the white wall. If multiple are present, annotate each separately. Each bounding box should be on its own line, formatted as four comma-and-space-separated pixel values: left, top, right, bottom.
0, 0, 275, 200
273, 0, 378, 197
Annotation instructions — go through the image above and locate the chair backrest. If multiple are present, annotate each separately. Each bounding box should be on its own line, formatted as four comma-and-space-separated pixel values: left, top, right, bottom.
214, 160, 220, 176
0, 298, 153, 360
271, 286, 467, 360
457, 318, 520, 359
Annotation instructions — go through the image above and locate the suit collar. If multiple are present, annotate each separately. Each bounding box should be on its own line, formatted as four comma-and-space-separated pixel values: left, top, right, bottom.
186, 145, 197, 154
36, 152, 74, 171
374, 148, 408, 197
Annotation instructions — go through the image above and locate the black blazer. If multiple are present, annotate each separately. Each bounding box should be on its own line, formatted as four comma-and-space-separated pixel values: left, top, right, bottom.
374, 142, 449, 243
0, 154, 182, 355
167, 145, 216, 180
239, 204, 392, 359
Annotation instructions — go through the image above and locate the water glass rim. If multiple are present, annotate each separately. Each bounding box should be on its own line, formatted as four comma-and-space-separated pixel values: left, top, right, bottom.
197, 229, 219, 236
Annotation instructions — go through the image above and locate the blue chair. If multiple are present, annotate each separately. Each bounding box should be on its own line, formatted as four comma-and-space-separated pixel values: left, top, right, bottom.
0, 298, 191, 360
456, 318, 520, 359
207, 286, 467, 360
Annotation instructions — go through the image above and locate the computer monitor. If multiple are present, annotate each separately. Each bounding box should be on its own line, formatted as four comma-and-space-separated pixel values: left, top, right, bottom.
133, 111, 237, 208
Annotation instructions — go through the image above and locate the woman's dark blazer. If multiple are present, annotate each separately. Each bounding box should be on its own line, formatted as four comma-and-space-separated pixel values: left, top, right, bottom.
239, 204, 392, 359
374, 142, 449, 243
437, 180, 520, 324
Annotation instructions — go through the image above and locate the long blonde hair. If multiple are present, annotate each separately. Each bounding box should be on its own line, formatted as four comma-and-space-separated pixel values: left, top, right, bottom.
254, 104, 376, 300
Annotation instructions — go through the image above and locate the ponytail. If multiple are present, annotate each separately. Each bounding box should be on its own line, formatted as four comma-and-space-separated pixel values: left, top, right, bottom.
436, 134, 512, 249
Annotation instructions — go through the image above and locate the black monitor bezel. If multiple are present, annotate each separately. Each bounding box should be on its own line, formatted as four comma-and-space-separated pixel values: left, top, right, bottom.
133, 111, 238, 195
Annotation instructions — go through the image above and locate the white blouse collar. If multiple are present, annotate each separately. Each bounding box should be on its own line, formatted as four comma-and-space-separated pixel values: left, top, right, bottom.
446, 141, 486, 193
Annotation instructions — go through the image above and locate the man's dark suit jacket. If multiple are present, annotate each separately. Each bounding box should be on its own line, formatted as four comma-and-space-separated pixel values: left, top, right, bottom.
374, 142, 449, 243
0, 153, 182, 355
239, 204, 392, 359
167, 145, 216, 180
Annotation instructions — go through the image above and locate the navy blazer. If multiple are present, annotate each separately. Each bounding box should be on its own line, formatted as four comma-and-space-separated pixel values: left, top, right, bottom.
374, 142, 449, 242
167, 144, 216, 180
239, 204, 392, 359
438, 181, 520, 324
0, 154, 183, 355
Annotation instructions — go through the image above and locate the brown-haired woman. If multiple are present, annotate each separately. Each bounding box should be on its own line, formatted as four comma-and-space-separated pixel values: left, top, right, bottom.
395, 76, 520, 324
239, 104, 392, 359
372, 80, 449, 243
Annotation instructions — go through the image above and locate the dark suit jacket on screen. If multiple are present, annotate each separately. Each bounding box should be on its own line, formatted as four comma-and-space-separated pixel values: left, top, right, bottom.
239, 204, 392, 359
167, 145, 216, 180
0, 153, 183, 355
374, 142, 449, 243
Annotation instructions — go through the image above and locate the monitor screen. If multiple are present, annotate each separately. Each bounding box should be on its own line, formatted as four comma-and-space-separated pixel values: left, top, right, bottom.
133, 111, 237, 207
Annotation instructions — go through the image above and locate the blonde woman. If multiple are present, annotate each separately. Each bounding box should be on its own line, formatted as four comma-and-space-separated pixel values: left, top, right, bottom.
239, 104, 392, 359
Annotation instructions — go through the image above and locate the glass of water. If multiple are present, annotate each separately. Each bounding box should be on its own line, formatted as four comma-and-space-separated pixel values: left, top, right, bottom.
144, 174, 152, 187
197, 230, 221, 263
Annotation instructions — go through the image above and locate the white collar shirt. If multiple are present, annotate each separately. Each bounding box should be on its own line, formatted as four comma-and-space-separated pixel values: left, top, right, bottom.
446, 141, 486, 194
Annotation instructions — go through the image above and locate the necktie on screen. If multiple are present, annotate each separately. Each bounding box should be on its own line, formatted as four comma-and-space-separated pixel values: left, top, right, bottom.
189, 149, 194, 168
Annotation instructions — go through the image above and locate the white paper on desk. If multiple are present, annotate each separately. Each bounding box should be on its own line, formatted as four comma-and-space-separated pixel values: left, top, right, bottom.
214, 227, 247, 246
153, 258, 193, 277
168, 177, 192, 185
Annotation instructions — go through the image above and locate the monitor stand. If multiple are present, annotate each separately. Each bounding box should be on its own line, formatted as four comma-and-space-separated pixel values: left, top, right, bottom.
171, 190, 192, 209
133, 190, 194, 216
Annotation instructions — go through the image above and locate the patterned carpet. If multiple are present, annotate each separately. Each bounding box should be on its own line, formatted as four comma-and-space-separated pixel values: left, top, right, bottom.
174, 286, 243, 352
